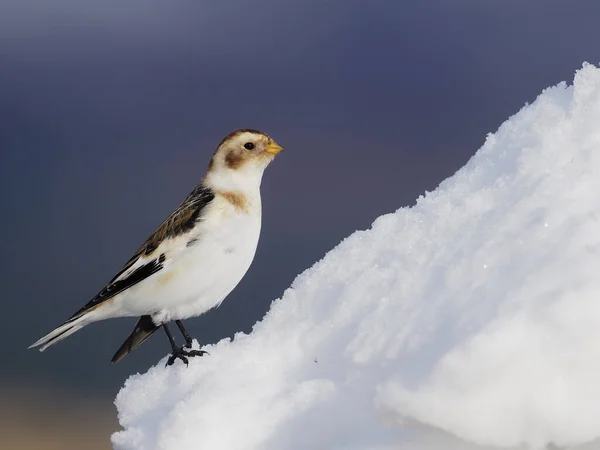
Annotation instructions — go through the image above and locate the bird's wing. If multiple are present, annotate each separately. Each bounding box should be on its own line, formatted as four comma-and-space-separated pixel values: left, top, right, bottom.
68, 185, 215, 321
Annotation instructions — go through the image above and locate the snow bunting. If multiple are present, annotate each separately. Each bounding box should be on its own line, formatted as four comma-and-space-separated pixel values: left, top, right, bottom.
29, 129, 284, 365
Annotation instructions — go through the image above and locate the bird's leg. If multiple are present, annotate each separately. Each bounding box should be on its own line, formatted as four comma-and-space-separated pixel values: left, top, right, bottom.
164, 323, 208, 367
163, 324, 186, 365
175, 320, 194, 348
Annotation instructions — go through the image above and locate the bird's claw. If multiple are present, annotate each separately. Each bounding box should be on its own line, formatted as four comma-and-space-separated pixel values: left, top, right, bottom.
165, 348, 209, 367
166, 352, 188, 367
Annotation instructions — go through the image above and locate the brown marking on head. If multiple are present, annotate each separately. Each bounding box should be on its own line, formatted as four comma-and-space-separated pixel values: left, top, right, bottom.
207, 129, 282, 175
219, 191, 249, 213
224, 150, 246, 170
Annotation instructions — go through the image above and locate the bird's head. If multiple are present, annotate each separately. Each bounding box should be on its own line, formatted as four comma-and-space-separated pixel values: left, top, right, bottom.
205, 129, 284, 190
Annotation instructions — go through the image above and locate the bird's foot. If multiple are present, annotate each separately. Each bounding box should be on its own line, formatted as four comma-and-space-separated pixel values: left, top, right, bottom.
166, 347, 208, 367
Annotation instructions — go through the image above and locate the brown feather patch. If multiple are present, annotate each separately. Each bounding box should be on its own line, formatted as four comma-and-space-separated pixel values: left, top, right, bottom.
157, 270, 177, 286
224, 151, 246, 170
111, 185, 215, 282
220, 191, 249, 213
146, 208, 198, 252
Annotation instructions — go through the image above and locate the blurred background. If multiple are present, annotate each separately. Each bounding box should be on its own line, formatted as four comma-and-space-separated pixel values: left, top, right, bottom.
1, 0, 599, 448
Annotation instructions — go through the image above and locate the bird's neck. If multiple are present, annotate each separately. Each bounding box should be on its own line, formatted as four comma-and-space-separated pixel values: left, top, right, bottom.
204, 166, 264, 196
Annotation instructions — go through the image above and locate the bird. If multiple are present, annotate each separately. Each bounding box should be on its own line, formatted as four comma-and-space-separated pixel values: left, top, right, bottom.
29, 129, 285, 366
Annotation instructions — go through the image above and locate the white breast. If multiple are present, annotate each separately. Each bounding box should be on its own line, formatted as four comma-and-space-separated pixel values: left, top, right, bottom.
116, 193, 262, 323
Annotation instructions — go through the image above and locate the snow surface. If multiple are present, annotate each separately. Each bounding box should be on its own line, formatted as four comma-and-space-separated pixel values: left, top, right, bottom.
112, 63, 600, 450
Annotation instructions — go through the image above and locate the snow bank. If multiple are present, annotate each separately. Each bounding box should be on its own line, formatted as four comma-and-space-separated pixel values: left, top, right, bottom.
112, 63, 600, 450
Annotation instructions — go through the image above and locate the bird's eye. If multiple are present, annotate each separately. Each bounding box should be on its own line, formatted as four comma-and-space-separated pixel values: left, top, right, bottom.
244, 142, 255, 150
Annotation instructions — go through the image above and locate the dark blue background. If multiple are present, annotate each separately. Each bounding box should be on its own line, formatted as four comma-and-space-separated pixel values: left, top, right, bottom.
1, 0, 598, 402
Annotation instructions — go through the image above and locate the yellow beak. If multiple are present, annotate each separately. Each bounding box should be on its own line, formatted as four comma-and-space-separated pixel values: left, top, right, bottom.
266, 140, 285, 155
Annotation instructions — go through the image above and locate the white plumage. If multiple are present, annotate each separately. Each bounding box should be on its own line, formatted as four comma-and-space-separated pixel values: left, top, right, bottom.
29, 129, 284, 364
118, 192, 262, 323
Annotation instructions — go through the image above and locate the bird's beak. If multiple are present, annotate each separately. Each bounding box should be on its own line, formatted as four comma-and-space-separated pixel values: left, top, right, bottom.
266, 140, 285, 155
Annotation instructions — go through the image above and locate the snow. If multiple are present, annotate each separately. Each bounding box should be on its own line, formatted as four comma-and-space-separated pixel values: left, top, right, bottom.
112, 63, 600, 450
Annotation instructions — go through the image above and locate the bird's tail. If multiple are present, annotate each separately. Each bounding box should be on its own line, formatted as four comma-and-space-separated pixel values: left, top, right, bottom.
111, 315, 159, 364
28, 309, 98, 352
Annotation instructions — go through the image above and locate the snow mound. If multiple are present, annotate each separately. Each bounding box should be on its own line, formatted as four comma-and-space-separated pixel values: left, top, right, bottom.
112, 63, 600, 450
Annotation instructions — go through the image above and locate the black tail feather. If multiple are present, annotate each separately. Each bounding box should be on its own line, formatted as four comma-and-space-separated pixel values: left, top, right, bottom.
111, 315, 159, 363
